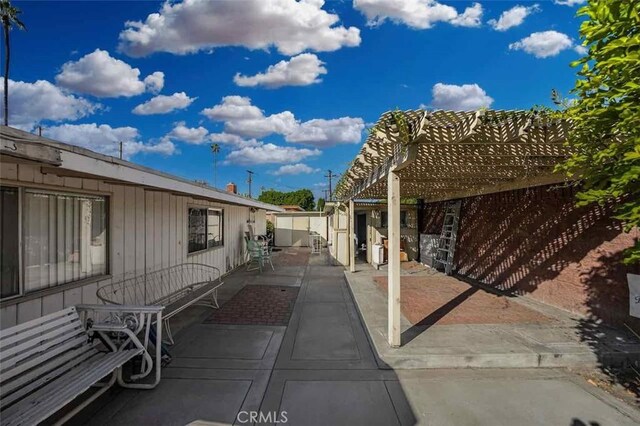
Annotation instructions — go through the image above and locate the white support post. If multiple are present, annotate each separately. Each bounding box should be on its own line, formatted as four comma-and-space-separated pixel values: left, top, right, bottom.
387, 170, 401, 347
349, 199, 356, 272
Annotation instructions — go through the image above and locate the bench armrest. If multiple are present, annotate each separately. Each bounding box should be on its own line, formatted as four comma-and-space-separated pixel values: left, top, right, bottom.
77, 304, 164, 314
90, 322, 130, 332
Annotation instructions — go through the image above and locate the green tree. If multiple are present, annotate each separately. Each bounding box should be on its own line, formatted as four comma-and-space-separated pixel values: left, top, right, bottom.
317, 198, 325, 211
258, 188, 315, 211
1, 0, 26, 126
557, 0, 640, 264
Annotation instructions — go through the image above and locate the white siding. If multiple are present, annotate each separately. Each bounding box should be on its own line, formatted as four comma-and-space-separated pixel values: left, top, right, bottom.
0, 163, 266, 328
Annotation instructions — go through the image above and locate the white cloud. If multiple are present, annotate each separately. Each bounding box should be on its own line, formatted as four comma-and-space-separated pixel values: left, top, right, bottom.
209, 132, 253, 146
353, 0, 483, 29
143, 71, 165, 94
202, 96, 263, 121
450, 3, 483, 27
488, 4, 539, 31
430, 83, 493, 110
56, 49, 164, 98
554, 0, 585, 6
166, 122, 209, 144
132, 92, 195, 115
118, 0, 361, 57
272, 163, 320, 175
286, 117, 364, 147
226, 111, 298, 139
574, 45, 588, 55
509, 30, 575, 58
202, 96, 363, 146
224, 142, 321, 165
0, 79, 98, 129
234, 53, 327, 88
45, 123, 176, 159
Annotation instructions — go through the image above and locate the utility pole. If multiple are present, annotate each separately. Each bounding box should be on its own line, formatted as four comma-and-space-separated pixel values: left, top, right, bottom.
246, 170, 254, 198
37, 126, 42, 136
119, 141, 123, 160
325, 170, 336, 200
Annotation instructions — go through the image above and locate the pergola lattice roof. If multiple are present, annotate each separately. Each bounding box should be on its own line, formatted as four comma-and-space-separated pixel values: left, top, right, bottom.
335, 109, 572, 201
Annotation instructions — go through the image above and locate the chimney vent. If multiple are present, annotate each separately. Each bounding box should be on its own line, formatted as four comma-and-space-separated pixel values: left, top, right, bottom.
226, 182, 237, 194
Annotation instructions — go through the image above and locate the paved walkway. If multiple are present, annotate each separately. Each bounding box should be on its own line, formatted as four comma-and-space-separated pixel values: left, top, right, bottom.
346, 262, 640, 369
78, 249, 640, 425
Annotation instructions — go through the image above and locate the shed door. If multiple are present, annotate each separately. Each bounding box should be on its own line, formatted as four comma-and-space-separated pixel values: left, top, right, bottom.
275, 216, 293, 247
292, 216, 310, 247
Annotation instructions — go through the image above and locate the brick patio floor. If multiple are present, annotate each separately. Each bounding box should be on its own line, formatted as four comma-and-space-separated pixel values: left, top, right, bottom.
204, 285, 299, 326
374, 273, 554, 326
272, 247, 311, 266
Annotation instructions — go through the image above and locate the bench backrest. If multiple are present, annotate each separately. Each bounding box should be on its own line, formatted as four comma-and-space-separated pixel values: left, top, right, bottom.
0, 307, 92, 409
97, 263, 221, 307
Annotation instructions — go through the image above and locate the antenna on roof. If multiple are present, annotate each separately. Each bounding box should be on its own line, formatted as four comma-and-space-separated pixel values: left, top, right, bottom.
119, 141, 123, 160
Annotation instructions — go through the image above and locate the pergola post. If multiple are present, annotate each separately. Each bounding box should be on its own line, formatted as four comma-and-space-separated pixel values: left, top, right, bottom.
387, 170, 401, 347
349, 199, 356, 272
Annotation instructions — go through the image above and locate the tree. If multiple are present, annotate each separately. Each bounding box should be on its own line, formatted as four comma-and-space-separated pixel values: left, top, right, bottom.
258, 189, 315, 211
1, 0, 26, 126
210, 143, 220, 187
556, 0, 640, 264
317, 198, 325, 211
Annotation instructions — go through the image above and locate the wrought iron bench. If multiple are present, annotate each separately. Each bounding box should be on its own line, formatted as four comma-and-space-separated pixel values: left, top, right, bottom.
0, 304, 163, 426
97, 263, 223, 344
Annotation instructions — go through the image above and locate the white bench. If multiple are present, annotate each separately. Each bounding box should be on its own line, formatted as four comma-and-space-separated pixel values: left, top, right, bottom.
97, 263, 223, 344
0, 305, 163, 426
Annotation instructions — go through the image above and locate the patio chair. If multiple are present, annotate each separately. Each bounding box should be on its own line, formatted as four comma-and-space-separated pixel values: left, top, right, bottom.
245, 237, 274, 272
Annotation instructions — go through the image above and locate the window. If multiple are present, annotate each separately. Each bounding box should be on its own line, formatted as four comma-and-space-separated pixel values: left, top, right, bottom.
188, 207, 223, 253
0, 186, 108, 299
1, 187, 19, 297
380, 211, 408, 228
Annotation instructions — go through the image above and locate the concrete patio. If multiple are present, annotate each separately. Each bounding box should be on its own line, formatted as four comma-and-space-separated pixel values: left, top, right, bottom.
72, 248, 640, 426
345, 261, 640, 369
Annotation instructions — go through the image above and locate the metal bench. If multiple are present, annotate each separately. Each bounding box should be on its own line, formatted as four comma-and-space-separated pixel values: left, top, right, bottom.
97, 263, 223, 344
0, 304, 163, 426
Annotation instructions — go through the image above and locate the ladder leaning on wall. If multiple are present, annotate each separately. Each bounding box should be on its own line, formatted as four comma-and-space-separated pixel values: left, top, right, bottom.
434, 200, 462, 275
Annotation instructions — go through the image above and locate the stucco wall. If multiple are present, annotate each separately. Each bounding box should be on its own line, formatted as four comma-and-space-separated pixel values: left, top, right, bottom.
420, 184, 640, 327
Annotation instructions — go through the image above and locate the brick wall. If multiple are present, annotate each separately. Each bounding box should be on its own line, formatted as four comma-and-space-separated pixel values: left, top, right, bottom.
420, 184, 640, 326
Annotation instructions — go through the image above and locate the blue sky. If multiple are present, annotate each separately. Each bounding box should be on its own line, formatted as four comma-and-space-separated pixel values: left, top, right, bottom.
4, 0, 586, 199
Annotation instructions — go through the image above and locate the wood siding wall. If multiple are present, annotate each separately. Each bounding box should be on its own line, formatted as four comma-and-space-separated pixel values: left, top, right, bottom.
0, 163, 262, 328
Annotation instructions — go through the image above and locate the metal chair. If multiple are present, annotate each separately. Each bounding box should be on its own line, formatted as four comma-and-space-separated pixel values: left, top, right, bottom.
245, 237, 274, 272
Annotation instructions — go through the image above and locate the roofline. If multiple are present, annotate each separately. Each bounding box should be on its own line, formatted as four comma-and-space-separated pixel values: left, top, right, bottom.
0, 126, 283, 212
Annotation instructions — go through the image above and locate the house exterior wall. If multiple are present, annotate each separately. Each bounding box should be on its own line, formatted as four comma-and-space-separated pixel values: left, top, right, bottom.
419, 184, 640, 327
0, 163, 264, 328
367, 207, 419, 261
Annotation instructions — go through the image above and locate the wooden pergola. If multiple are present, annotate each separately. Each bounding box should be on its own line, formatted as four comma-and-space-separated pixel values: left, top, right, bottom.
335, 109, 572, 347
